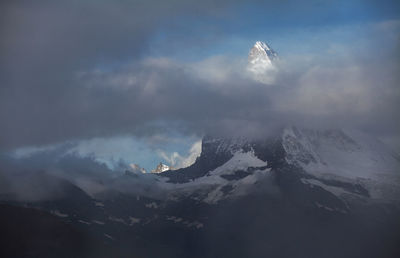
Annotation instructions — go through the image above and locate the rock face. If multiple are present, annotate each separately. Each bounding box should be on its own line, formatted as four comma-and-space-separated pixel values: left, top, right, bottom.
162, 126, 400, 202
281, 127, 400, 179
161, 134, 285, 183
247, 41, 278, 84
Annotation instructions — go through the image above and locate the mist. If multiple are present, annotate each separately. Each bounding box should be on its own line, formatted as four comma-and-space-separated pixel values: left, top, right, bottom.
1, 1, 399, 153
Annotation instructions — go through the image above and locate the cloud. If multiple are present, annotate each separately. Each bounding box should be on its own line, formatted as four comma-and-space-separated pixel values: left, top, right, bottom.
72, 27, 399, 140
2, 35, 399, 150
157, 140, 202, 169
0, 1, 399, 152
1, 0, 399, 206
0, 153, 156, 201
0, 0, 244, 150
0, 148, 115, 200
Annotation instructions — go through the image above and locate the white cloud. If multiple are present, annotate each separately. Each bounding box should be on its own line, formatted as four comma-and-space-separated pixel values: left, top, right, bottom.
158, 140, 202, 169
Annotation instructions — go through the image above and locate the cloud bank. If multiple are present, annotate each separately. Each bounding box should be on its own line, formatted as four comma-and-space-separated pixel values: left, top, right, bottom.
0, 1, 399, 203
0, 1, 399, 152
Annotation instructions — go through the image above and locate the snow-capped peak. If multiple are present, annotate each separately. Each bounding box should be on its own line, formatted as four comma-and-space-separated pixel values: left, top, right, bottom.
151, 162, 170, 173
281, 126, 400, 200
247, 41, 278, 84
250, 41, 278, 61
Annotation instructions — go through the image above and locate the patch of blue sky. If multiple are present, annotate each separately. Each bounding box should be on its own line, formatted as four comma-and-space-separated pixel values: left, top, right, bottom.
148, 0, 399, 60
12, 133, 200, 172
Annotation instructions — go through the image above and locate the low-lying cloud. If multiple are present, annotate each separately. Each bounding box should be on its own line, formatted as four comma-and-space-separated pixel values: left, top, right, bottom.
158, 140, 202, 169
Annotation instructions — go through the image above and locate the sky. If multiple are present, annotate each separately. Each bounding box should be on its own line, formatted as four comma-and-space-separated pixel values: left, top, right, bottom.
1, 0, 399, 171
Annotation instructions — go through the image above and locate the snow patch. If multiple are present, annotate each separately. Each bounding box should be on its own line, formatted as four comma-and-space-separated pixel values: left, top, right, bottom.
94, 201, 104, 207
166, 216, 204, 229
78, 220, 91, 225
104, 234, 115, 240
145, 202, 159, 209
51, 210, 68, 218
301, 178, 349, 197
129, 217, 141, 225
166, 150, 270, 204
108, 216, 126, 224
209, 149, 268, 176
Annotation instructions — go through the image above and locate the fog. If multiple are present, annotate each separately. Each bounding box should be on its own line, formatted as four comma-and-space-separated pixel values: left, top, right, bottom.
1, 1, 399, 152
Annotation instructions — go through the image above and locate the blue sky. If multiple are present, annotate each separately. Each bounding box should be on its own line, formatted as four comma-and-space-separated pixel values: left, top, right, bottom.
148, 0, 400, 60
14, 133, 201, 172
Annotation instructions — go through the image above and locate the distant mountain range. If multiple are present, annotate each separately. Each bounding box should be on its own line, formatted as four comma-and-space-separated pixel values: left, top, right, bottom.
128, 162, 170, 174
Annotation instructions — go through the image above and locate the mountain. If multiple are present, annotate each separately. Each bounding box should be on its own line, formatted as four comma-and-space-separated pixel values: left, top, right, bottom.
162, 127, 400, 204
1, 41, 399, 258
247, 41, 279, 84
151, 162, 170, 173
282, 127, 400, 199
0, 204, 89, 258
248, 41, 278, 65
1, 128, 399, 258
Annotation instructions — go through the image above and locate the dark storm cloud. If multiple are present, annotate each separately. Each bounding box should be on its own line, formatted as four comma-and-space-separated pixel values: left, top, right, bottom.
0, 0, 245, 149
0, 0, 399, 150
